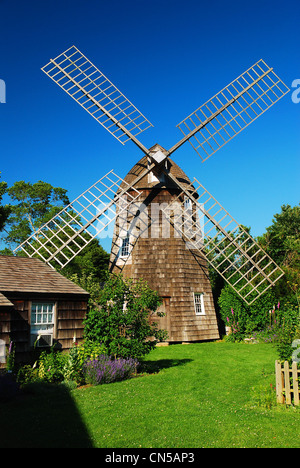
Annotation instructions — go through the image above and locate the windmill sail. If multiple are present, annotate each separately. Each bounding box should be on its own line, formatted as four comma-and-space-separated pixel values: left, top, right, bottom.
171, 60, 289, 161
14, 171, 141, 268
161, 173, 284, 305
42, 46, 152, 152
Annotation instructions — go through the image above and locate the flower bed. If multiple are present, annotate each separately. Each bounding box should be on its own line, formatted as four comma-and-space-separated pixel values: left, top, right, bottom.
84, 355, 139, 385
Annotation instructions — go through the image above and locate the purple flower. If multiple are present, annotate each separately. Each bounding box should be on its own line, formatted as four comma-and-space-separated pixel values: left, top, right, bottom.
231, 308, 234, 315
84, 355, 139, 386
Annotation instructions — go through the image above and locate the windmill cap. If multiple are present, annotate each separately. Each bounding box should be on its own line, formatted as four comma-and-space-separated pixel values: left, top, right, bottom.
120, 144, 197, 193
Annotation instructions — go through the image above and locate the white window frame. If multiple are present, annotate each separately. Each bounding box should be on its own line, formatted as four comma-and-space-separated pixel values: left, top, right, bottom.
30, 301, 56, 347
120, 234, 130, 257
184, 195, 192, 211
193, 292, 205, 316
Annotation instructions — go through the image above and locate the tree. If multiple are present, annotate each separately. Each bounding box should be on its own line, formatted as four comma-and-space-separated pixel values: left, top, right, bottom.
61, 238, 109, 283
258, 203, 300, 307
1, 179, 110, 283
0, 174, 10, 232
4, 180, 69, 245
83, 273, 167, 359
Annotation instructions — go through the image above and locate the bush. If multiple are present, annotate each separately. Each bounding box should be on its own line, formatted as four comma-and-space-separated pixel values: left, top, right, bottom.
63, 341, 107, 385
16, 341, 108, 387
84, 274, 167, 359
17, 364, 40, 386
275, 305, 300, 363
37, 347, 69, 383
84, 355, 138, 385
218, 285, 278, 340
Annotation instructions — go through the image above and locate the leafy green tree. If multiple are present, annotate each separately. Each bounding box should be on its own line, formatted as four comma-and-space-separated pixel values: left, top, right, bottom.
4, 180, 69, 245
1, 179, 110, 282
258, 203, 300, 307
83, 273, 167, 359
61, 239, 109, 283
0, 174, 10, 232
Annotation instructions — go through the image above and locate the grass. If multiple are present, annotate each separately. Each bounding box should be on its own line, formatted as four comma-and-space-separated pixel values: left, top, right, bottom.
0, 341, 299, 448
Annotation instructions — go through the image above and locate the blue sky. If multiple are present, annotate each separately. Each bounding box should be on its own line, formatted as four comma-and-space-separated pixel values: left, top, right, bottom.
0, 0, 299, 253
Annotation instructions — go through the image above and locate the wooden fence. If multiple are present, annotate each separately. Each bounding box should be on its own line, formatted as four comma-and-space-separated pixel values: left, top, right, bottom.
275, 360, 300, 405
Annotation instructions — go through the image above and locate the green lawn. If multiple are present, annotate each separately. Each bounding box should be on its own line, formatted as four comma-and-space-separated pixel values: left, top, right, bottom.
1, 341, 299, 448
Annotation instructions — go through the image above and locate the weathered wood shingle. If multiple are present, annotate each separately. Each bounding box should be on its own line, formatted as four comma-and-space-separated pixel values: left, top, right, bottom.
110, 147, 220, 342
0, 292, 13, 307
0, 255, 88, 296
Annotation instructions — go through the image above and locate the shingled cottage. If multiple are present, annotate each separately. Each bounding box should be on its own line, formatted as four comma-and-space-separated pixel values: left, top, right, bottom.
0, 255, 89, 365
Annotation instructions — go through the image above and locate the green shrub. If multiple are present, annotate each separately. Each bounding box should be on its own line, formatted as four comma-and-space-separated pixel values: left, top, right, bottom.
17, 364, 40, 386
218, 285, 278, 340
63, 341, 107, 384
16, 341, 108, 388
275, 305, 299, 363
84, 274, 167, 359
37, 347, 68, 383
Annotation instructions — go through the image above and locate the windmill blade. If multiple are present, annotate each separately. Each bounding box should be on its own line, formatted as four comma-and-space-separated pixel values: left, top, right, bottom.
42, 46, 152, 153
160, 172, 284, 305
169, 60, 289, 162
14, 171, 142, 269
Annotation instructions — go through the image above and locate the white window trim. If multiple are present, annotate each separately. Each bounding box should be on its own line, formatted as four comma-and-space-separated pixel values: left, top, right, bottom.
193, 292, 205, 316
30, 301, 57, 347
120, 233, 130, 258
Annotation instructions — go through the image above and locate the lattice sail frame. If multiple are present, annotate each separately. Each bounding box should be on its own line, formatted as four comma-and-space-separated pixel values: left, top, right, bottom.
160, 175, 284, 304
41, 46, 153, 145
15, 47, 289, 303
175, 59, 290, 162
14, 171, 141, 268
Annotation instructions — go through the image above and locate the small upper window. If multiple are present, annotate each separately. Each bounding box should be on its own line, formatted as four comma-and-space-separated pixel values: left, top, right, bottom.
193, 293, 205, 316
184, 196, 192, 211
120, 235, 130, 257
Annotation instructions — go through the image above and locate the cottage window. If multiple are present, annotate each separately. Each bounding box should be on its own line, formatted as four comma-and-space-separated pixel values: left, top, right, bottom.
30, 302, 55, 347
193, 293, 205, 316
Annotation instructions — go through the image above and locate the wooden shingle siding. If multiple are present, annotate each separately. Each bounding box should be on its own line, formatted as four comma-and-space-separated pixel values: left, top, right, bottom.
0, 256, 88, 295
0, 292, 13, 307
110, 148, 220, 343
0, 256, 89, 365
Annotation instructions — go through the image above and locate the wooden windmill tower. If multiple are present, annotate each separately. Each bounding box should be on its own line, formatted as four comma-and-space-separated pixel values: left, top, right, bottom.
15, 46, 289, 343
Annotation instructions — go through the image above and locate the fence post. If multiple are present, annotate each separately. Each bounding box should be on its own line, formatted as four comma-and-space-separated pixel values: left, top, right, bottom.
284, 361, 291, 404
275, 360, 284, 404
292, 361, 299, 406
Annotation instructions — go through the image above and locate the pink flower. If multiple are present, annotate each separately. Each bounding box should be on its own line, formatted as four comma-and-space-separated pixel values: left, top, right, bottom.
226, 317, 229, 322
231, 308, 234, 315
277, 301, 280, 309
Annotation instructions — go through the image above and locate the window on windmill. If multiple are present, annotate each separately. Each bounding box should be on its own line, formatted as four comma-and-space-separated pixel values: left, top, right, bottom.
193, 293, 205, 316
120, 235, 130, 257
184, 196, 192, 211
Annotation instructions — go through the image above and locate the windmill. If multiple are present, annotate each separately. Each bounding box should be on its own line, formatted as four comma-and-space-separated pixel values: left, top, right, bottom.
14, 46, 289, 342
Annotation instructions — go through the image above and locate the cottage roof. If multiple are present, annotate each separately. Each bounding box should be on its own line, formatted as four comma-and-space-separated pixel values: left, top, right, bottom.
0, 292, 14, 307
0, 255, 89, 297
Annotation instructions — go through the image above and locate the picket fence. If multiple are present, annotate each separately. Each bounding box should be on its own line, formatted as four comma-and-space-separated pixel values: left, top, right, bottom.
275, 360, 300, 405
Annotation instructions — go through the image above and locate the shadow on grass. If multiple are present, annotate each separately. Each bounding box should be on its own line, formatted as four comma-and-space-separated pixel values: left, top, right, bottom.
0, 380, 93, 448
139, 358, 193, 374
